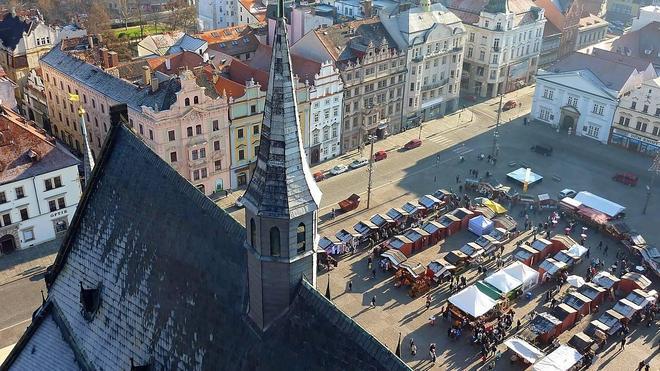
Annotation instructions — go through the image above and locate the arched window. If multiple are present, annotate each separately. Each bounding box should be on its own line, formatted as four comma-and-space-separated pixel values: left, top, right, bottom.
296, 223, 306, 254
185, 97, 190, 106
193, 96, 199, 104
270, 227, 280, 256
250, 219, 256, 247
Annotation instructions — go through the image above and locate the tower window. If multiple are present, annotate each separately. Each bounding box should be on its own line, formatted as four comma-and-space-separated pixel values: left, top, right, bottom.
250, 218, 256, 247
296, 223, 306, 254
270, 227, 280, 256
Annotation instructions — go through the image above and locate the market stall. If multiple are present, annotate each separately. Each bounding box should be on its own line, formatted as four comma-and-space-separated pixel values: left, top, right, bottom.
380, 249, 408, 271
514, 244, 541, 266
550, 235, 579, 256
492, 215, 518, 232
560, 197, 582, 213
574, 191, 626, 219
319, 236, 344, 255
525, 312, 562, 344
489, 227, 511, 244
422, 221, 446, 244
612, 298, 641, 320
537, 193, 556, 209
578, 283, 607, 309
553, 244, 588, 266
531, 238, 554, 261
592, 271, 620, 291
504, 338, 544, 365
474, 234, 499, 255
604, 221, 632, 240
459, 242, 485, 260
353, 220, 378, 239
451, 208, 475, 230
568, 332, 596, 354
563, 292, 593, 317
484, 270, 523, 297
418, 194, 444, 213
533, 345, 583, 371
386, 208, 410, 226
370, 213, 395, 229
438, 213, 461, 236
426, 259, 456, 283
619, 272, 652, 294
387, 235, 414, 257
403, 228, 430, 253
501, 261, 540, 290
595, 310, 626, 335
538, 258, 568, 282
335, 229, 361, 247
482, 199, 507, 215
433, 188, 453, 201
468, 215, 494, 236
576, 206, 609, 227
473, 206, 496, 219
444, 250, 471, 269
448, 285, 499, 319
402, 201, 426, 218
551, 303, 578, 333
640, 244, 659, 277
395, 261, 430, 297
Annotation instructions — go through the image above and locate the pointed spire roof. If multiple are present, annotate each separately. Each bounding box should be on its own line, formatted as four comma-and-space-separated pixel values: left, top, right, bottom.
79, 109, 94, 186
242, 0, 321, 219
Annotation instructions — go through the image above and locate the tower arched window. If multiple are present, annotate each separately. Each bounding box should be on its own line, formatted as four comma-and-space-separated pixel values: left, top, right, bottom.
250, 218, 256, 247
270, 227, 280, 256
185, 97, 190, 106
296, 223, 306, 254
193, 96, 199, 104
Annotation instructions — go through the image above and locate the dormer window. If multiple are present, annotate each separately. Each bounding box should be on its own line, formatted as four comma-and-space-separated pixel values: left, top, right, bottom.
79, 281, 102, 321
130, 358, 150, 371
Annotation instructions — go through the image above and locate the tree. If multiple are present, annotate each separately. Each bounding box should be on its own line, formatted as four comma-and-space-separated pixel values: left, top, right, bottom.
86, 2, 111, 35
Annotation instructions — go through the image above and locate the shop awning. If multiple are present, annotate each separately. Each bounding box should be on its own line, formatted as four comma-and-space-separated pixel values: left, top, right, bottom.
504, 338, 544, 364
449, 285, 498, 317
533, 345, 582, 371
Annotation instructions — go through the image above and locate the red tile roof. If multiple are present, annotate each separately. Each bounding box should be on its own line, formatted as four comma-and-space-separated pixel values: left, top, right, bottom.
146, 51, 205, 74
248, 44, 320, 84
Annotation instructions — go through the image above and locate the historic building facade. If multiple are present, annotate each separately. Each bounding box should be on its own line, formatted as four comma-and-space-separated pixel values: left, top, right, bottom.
610, 76, 660, 155
308, 61, 343, 164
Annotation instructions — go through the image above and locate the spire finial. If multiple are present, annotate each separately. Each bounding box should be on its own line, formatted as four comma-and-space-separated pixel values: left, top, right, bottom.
277, 0, 284, 19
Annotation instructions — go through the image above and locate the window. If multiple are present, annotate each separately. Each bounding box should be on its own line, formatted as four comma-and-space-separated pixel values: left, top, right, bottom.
543, 88, 554, 100
194, 96, 199, 104
44, 176, 62, 191
22, 229, 34, 242
539, 108, 553, 121
201, 168, 208, 178
214, 140, 221, 151
655, 108, 660, 117
193, 170, 200, 181
200, 148, 206, 158
185, 97, 191, 106
139, 124, 144, 135
0, 192, 5, 204
237, 128, 244, 139
191, 150, 199, 160
467, 48, 473, 58
48, 197, 66, 212
270, 227, 281, 256
238, 149, 245, 161
187, 127, 193, 137
296, 223, 306, 254
592, 104, 604, 116
170, 152, 178, 162
58, 198, 65, 209
631, 101, 637, 109
642, 104, 648, 113
568, 96, 579, 107
195, 125, 202, 135
15, 187, 25, 199
250, 219, 256, 247
215, 160, 222, 171
148, 129, 154, 140
253, 125, 259, 135
1, 213, 11, 227
469, 32, 475, 42
213, 120, 219, 131
20, 208, 29, 221
168, 130, 176, 141
479, 50, 485, 61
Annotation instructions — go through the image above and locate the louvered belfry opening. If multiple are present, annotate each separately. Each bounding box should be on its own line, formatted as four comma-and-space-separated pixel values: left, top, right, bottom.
79, 281, 101, 320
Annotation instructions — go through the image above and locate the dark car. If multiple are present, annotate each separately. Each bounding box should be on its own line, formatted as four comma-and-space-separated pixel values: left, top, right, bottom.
503, 100, 517, 111
531, 144, 553, 156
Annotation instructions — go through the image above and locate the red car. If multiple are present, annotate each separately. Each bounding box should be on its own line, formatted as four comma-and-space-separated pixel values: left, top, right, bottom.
374, 150, 388, 161
613, 172, 638, 186
313, 171, 325, 182
404, 139, 422, 150
503, 100, 517, 111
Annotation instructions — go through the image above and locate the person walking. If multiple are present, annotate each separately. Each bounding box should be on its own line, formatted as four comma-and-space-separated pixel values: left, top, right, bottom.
620, 336, 626, 350
516, 319, 521, 333
410, 339, 417, 357
370, 296, 377, 308
456, 175, 460, 183
604, 244, 609, 256
429, 343, 437, 363
425, 295, 431, 310
347, 280, 352, 292
372, 268, 376, 279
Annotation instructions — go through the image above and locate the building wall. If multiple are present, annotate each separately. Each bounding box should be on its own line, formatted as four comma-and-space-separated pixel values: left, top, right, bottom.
610, 78, 660, 155
198, 0, 240, 30
0, 165, 81, 251
631, 5, 660, 32
532, 76, 618, 143
576, 24, 608, 50
309, 61, 343, 163
22, 68, 48, 128
540, 34, 561, 67
607, 0, 644, 22
462, 10, 546, 98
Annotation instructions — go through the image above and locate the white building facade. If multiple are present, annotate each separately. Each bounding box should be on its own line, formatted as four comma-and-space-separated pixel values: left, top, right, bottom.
610, 77, 660, 155
198, 0, 240, 30
381, 1, 464, 124
308, 61, 343, 164
532, 69, 619, 143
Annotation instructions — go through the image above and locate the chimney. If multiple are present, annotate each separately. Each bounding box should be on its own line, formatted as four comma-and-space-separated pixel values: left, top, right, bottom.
88, 35, 94, 49
99, 48, 110, 69
212, 72, 219, 84
142, 65, 151, 86
203, 52, 210, 62
151, 76, 159, 92
108, 51, 119, 68
97, 34, 103, 45
165, 58, 171, 71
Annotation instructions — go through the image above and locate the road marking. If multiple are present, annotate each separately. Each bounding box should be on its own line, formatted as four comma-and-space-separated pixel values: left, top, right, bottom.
428, 136, 452, 145
0, 318, 30, 333
452, 146, 473, 156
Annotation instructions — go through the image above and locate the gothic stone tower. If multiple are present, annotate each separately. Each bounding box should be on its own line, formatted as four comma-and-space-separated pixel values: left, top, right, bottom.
241, 0, 322, 331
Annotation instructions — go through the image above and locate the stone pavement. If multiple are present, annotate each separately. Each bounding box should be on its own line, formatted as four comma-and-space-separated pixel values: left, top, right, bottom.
0, 237, 61, 287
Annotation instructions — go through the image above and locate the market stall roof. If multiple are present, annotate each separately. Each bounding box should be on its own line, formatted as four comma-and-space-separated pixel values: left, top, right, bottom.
551, 303, 577, 321
608, 221, 631, 236
483, 199, 507, 214
468, 215, 494, 236
520, 244, 540, 254
501, 261, 539, 287
473, 206, 496, 219
504, 338, 544, 364
489, 227, 509, 241
560, 197, 582, 209
427, 259, 456, 278
578, 283, 606, 300
553, 251, 574, 265
418, 194, 442, 209
533, 345, 582, 371
601, 309, 626, 325
370, 213, 394, 227
507, 167, 543, 185
399, 261, 426, 278
404, 228, 430, 242
475, 234, 498, 248
566, 275, 586, 288
576, 205, 609, 225
381, 249, 407, 266
550, 234, 578, 249
612, 299, 640, 319
538, 193, 550, 202
438, 214, 461, 226
640, 245, 660, 276
402, 201, 424, 215
319, 236, 341, 250
564, 292, 592, 310
485, 270, 523, 294
422, 221, 444, 234
493, 215, 517, 231
444, 250, 469, 265
566, 244, 588, 259
354, 220, 378, 235
389, 235, 413, 250
529, 312, 562, 335
448, 285, 498, 318
625, 289, 658, 308
475, 281, 504, 301
514, 248, 535, 262
459, 242, 484, 258
592, 271, 620, 289
568, 332, 594, 351
335, 229, 360, 242
531, 238, 553, 252
386, 208, 409, 221
574, 191, 625, 217
452, 207, 473, 219
621, 272, 652, 290
539, 258, 568, 275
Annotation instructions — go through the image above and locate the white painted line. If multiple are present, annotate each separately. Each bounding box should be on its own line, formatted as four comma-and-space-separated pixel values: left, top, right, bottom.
0, 318, 31, 333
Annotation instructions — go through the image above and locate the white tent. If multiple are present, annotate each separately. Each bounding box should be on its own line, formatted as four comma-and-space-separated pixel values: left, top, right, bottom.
533, 345, 583, 371
468, 215, 494, 236
566, 244, 588, 259
567, 275, 586, 288
504, 338, 544, 364
485, 270, 523, 294
449, 285, 498, 317
574, 191, 625, 217
501, 261, 540, 290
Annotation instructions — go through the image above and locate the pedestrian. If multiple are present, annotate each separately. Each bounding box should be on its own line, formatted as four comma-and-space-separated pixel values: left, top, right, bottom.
620, 336, 626, 350
347, 280, 352, 292
456, 175, 460, 183
410, 339, 417, 356
604, 244, 609, 256
372, 268, 376, 279
599, 240, 603, 249
516, 319, 521, 333
586, 248, 590, 259
368, 261, 372, 271
371, 296, 377, 308
429, 343, 437, 363
637, 361, 645, 370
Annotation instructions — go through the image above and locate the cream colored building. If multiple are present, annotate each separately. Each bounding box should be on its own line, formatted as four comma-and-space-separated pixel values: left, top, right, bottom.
40, 42, 232, 196
610, 76, 660, 155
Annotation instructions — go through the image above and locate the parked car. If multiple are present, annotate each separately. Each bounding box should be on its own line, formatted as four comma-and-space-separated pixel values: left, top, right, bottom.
613, 172, 638, 186
349, 158, 369, 169
374, 150, 388, 161
330, 164, 348, 175
503, 100, 517, 111
558, 189, 577, 199
235, 196, 244, 208
313, 171, 325, 182
404, 139, 422, 150
531, 144, 553, 156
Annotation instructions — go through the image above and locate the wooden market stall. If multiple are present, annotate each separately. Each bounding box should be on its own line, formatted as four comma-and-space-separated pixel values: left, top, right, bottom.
538, 258, 568, 282
550, 235, 579, 256
514, 244, 541, 267
402, 201, 426, 218
353, 220, 378, 239
426, 259, 456, 283
387, 235, 414, 257
422, 221, 446, 245
524, 312, 562, 345
395, 261, 431, 297
444, 250, 471, 271
474, 234, 499, 255
370, 213, 395, 230
438, 213, 461, 236
551, 303, 578, 333
594, 310, 626, 335
447, 285, 499, 322
577, 283, 607, 310
493, 215, 518, 232
380, 249, 408, 271
504, 338, 544, 367
624, 289, 658, 310
531, 238, 554, 261
532, 345, 583, 371
319, 236, 345, 255
459, 242, 485, 261
451, 207, 475, 230
386, 208, 410, 227
418, 194, 444, 213
472, 206, 496, 219
619, 272, 652, 294
335, 229, 361, 247
484, 270, 523, 299
403, 228, 431, 253
568, 332, 596, 354
563, 292, 593, 317
592, 271, 621, 291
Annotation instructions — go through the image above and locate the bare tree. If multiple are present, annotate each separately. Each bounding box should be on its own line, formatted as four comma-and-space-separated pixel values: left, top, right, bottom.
85, 2, 111, 35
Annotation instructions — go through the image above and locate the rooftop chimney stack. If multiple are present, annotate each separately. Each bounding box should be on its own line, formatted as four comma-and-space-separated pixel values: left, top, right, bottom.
108, 51, 119, 68
88, 35, 94, 49
151, 77, 159, 92
165, 58, 171, 71
142, 66, 152, 86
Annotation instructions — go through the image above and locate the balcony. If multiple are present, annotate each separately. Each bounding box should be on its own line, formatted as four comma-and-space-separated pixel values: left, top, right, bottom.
412, 55, 424, 63
188, 157, 208, 168
453, 46, 463, 52
421, 78, 450, 92
492, 46, 500, 52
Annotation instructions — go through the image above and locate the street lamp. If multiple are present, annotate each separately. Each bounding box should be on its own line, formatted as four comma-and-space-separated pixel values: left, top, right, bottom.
418, 120, 423, 140
642, 153, 660, 215
491, 68, 511, 162
366, 134, 376, 209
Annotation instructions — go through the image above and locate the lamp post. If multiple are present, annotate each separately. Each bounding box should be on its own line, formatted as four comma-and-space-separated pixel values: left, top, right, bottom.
366, 134, 376, 209
491, 68, 511, 162
642, 153, 660, 215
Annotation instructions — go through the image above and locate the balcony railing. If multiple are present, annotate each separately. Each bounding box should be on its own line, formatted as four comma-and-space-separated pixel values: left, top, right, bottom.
421, 78, 450, 91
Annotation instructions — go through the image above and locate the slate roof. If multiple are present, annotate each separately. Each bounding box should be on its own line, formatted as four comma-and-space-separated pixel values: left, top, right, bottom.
0, 106, 79, 185
167, 34, 207, 54
611, 21, 660, 67
242, 15, 322, 218
202, 24, 262, 57
2, 122, 408, 370
442, 0, 539, 26
314, 18, 401, 64
41, 43, 182, 112
0, 12, 32, 50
